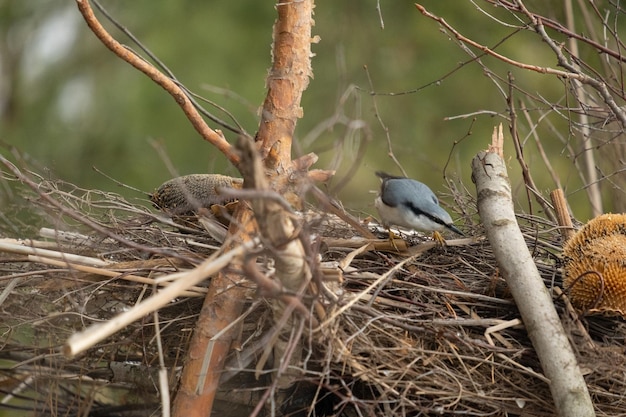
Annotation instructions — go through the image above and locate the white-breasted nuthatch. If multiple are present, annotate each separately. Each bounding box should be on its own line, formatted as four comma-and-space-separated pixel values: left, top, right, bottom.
374, 171, 463, 240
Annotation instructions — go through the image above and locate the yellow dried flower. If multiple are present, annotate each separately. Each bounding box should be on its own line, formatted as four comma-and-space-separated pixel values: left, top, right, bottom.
562, 213, 626, 315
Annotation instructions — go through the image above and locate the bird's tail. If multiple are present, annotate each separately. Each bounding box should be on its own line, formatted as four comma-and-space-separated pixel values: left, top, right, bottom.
375, 171, 405, 180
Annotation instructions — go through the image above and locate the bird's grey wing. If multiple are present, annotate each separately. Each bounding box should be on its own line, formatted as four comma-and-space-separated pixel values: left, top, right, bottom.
380, 178, 411, 207
381, 179, 435, 205
381, 178, 462, 234
400, 181, 453, 226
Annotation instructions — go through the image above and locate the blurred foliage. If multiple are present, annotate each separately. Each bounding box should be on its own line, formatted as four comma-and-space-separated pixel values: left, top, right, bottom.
1, 0, 624, 223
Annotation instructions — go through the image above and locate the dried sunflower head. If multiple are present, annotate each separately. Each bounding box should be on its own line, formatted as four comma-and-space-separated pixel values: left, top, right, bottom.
562, 213, 626, 315
151, 174, 243, 215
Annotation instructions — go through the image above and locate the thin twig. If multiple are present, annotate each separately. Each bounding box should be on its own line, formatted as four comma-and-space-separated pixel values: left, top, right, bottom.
507, 72, 556, 222
363, 65, 406, 176
75, 0, 240, 167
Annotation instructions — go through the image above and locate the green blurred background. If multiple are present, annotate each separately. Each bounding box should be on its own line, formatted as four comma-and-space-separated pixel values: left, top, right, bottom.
1, 0, 621, 226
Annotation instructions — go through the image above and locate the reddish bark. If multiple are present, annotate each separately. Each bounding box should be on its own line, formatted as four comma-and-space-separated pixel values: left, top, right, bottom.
171, 208, 255, 417
257, 1, 313, 172
76, 0, 316, 414
172, 1, 315, 415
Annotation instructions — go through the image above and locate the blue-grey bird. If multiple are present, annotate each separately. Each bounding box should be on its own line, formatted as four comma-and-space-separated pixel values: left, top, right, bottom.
374, 171, 463, 240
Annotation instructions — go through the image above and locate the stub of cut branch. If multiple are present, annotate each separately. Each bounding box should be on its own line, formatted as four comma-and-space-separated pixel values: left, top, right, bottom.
550, 188, 575, 242
471, 129, 594, 417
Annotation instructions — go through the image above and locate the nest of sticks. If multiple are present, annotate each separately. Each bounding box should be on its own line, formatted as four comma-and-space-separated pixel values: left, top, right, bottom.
1, 165, 626, 417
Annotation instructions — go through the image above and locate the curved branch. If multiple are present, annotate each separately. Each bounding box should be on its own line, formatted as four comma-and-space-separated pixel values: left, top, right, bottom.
75, 0, 240, 168
415, 2, 626, 130
487, 0, 626, 64
516, 1, 626, 130
415, 4, 585, 81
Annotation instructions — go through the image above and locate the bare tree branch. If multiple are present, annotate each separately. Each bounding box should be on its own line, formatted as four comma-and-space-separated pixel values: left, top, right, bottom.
472, 125, 594, 417
75, 0, 240, 167
257, 0, 315, 171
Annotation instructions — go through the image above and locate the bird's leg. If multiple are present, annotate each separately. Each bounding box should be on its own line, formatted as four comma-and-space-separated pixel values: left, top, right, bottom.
387, 228, 402, 252
432, 231, 447, 247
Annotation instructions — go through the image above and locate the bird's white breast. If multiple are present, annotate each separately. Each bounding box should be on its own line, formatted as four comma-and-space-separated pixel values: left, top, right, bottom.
375, 197, 446, 232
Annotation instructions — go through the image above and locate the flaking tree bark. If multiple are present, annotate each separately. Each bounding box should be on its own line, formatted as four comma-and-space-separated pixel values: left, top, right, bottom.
171, 1, 319, 416
76, 0, 323, 415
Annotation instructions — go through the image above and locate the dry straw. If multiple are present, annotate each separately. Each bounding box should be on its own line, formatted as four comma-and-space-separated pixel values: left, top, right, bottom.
0, 160, 624, 416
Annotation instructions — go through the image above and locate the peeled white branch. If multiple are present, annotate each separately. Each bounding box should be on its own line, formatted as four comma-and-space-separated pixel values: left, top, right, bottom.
472, 143, 594, 417
64, 238, 258, 357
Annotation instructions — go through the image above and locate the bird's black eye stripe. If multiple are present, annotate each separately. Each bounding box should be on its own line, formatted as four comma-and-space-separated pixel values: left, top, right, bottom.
404, 201, 448, 227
